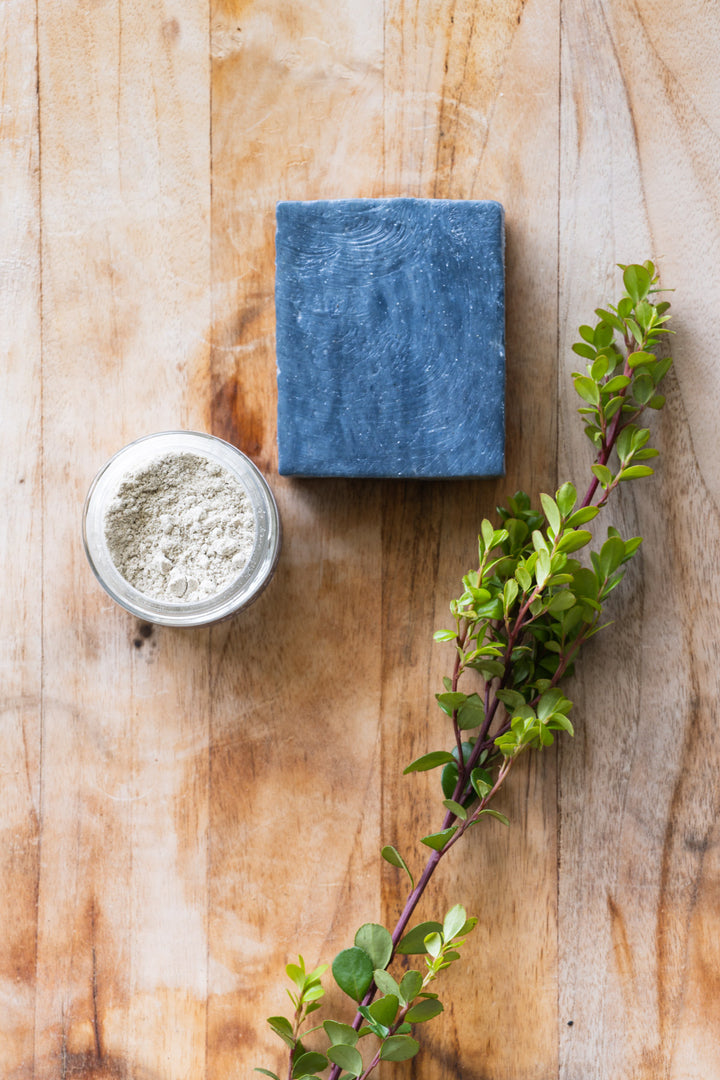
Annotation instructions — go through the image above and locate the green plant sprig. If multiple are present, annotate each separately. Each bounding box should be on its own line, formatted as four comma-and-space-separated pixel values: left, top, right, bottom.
257, 262, 672, 1080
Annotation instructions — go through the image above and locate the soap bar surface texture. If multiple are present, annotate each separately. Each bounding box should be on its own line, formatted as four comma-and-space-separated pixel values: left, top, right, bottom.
275, 197, 505, 478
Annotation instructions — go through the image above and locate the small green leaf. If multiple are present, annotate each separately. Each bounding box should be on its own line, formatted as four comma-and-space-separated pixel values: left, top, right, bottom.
556, 529, 592, 554
590, 353, 610, 381
398, 969, 423, 1004
496, 688, 526, 710
286, 963, 305, 992
443, 904, 468, 941
547, 590, 576, 614
636, 299, 653, 329
441, 761, 459, 800
255, 1070, 281, 1079
403, 750, 456, 774
625, 317, 644, 346
591, 463, 612, 489
421, 827, 458, 851
654, 356, 673, 381
457, 915, 478, 936
368, 993, 399, 1029
396, 921, 443, 955
536, 688, 567, 721
433, 629, 457, 642
475, 658, 505, 679
406, 998, 444, 1023
515, 564, 532, 592
381, 845, 414, 887
292, 1053, 328, 1078
632, 372, 655, 404
627, 349, 656, 369
470, 767, 493, 799
604, 395, 621, 419
503, 577, 519, 610
477, 808, 510, 826
574, 375, 600, 405
355, 924, 393, 971
623, 264, 651, 303
379, 1035, 421, 1063
323, 1020, 359, 1047
604, 374, 631, 393
540, 493, 561, 535
480, 519, 495, 553
599, 536, 626, 578
267, 1016, 296, 1050
548, 713, 575, 736
566, 505, 599, 528
443, 799, 468, 820
616, 425, 635, 461
532, 529, 549, 553
572, 566, 599, 599
619, 464, 654, 480
572, 342, 596, 360
326, 1045, 364, 1077
556, 481, 577, 517
332, 948, 374, 1002
538, 725, 555, 747
457, 693, 485, 730
435, 691, 467, 716
594, 321, 614, 349
494, 731, 518, 758
595, 307, 626, 333
423, 933, 443, 959
535, 549, 551, 588
373, 968, 401, 997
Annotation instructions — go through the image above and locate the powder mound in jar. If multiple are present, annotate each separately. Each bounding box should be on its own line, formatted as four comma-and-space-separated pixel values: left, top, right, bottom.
104, 451, 255, 603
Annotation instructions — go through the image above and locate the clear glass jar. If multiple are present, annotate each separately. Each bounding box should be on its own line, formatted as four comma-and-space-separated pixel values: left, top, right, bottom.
82, 431, 281, 627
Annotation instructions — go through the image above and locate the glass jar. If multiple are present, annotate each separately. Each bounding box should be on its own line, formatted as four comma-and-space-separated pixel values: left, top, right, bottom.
82, 430, 281, 627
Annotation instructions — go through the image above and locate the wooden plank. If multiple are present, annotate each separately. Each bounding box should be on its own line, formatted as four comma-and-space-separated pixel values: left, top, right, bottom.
0, 2, 42, 1076
380, 2, 561, 1077
558, 2, 720, 1077
208, 3, 386, 1076
34, 3, 212, 1077
209, 2, 564, 1077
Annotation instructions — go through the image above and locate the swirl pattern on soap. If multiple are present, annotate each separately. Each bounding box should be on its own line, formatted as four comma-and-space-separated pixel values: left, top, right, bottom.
275, 198, 505, 478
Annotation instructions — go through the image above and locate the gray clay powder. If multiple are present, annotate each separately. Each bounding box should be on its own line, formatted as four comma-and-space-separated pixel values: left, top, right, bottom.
104, 451, 255, 602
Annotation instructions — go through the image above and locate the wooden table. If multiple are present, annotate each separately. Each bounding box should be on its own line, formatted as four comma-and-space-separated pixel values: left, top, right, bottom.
3, 3, 718, 1078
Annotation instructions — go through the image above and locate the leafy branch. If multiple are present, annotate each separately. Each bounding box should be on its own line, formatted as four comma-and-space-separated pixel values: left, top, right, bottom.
256, 262, 672, 1080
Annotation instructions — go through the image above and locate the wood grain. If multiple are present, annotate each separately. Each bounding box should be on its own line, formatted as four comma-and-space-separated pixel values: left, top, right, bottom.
34, 2, 212, 1077
208, 3, 386, 1075
2, 0, 720, 1078
0, 3, 42, 1077
380, 2, 561, 1077
558, 3, 720, 1078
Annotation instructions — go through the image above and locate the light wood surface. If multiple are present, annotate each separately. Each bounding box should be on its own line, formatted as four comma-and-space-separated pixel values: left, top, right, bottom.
1, 2, 718, 1078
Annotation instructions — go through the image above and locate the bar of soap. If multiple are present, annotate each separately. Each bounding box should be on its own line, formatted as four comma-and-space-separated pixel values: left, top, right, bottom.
275, 197, 505, 478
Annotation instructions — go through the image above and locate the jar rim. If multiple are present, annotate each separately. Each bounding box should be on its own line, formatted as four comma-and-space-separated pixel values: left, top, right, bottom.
82, 431, 281, 627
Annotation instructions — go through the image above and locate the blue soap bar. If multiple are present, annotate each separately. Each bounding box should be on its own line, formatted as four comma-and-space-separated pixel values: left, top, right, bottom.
275, 198, 505, 478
